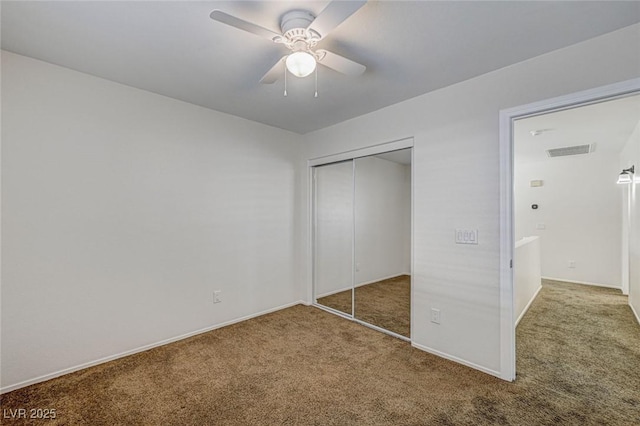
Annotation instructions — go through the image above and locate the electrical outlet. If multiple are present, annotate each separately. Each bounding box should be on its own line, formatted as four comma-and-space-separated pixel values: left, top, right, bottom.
430, 308, 441, 324
213, 290, 222, 304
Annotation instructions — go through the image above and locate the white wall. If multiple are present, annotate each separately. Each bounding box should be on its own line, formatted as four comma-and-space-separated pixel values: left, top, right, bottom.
355, 156, 411, 285
301, 24, 640, 376
620, 120, 640, 323
1, 51, 301, 391
514, 153, 622, 287
514, 237, 542, 325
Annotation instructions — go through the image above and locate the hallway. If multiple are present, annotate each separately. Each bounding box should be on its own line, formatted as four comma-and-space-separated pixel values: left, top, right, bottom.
516, 280, 640, 424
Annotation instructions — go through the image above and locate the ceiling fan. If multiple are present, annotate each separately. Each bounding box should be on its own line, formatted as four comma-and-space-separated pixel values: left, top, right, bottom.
209, 1, 367, 85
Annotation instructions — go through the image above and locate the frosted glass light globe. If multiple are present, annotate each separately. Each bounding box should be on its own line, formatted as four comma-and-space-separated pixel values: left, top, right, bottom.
286, 52, 317, 78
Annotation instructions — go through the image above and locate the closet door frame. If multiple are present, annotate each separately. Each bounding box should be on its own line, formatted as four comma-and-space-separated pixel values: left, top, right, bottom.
309, 137, 414, 338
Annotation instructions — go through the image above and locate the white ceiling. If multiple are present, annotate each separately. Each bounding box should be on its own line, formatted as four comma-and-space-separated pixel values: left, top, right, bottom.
514, 94, 640, 164
2, 1, 639, 134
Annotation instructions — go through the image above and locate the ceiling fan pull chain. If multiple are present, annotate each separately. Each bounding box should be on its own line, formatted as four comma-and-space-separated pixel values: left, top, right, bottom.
314, 67, 318, 98
284, 66, 288, 97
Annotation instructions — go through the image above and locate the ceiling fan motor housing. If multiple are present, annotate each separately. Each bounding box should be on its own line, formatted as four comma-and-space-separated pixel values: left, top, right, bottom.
280, 10, 315, 32
280, 10, 319, 45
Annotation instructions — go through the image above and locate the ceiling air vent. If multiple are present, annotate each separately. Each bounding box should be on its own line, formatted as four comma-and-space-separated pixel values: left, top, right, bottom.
546, 144, 594, 158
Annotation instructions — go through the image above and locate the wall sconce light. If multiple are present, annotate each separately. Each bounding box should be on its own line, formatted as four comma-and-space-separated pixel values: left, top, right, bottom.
616, 165, 635, 184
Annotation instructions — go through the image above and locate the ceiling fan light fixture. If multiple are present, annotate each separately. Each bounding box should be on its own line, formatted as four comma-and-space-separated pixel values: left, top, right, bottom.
286, 51, 316, 77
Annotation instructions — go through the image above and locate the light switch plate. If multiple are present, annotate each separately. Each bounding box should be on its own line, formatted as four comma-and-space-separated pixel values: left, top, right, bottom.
430, 308, 441, 324
455, 229, 478, 245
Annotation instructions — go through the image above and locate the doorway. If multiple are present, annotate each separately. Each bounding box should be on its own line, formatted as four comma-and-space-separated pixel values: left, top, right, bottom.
499, 78, 640, 381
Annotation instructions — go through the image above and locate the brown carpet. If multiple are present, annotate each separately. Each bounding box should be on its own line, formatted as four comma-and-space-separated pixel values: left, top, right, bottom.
317, 275, 410, 337
1, 280, 639, 425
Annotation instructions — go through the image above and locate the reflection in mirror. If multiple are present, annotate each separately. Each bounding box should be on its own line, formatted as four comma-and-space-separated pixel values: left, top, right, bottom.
354, 149, 411, 337
314, 160, 354, 316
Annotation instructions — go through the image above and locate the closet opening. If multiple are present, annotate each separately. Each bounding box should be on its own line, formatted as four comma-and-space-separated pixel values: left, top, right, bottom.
311, 143, 413, 341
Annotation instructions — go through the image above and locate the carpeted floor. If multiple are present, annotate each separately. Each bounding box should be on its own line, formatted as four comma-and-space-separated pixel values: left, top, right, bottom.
317, 275, 410, 337
1, 280, 639, 425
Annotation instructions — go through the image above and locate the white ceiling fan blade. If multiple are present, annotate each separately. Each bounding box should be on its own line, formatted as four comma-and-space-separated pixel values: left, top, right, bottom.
317, 50, 366, 76
260, 56, 287, 84
210, 10, 281, 42
307, 0, 367, 39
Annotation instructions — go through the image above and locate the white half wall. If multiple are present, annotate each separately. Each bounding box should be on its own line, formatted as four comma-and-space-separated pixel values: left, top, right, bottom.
620, 120, 640, 323
514, 153, 622, 288
301, 24, 640, 376
514, 237, 542, 325
1, 51, 301, 391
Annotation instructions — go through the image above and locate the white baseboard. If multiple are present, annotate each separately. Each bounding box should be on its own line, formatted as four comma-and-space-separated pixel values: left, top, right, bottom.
630, 302, 640, 326
411, 342, 502, 380
515, 285, 542, 327
0, 300, 303, 394
542, 276, 621, 290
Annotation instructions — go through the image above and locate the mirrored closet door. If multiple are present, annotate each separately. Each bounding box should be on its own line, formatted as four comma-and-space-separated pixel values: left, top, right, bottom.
313, 148, 412, 339
354, 150, 411, 338
314, 160, 354, 316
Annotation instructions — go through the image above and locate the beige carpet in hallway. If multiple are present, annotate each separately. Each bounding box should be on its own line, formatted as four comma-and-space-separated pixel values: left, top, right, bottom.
1, 280, 638, 425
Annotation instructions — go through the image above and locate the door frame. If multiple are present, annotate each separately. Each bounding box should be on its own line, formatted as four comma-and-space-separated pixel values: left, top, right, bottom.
498, 77, 640, 381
